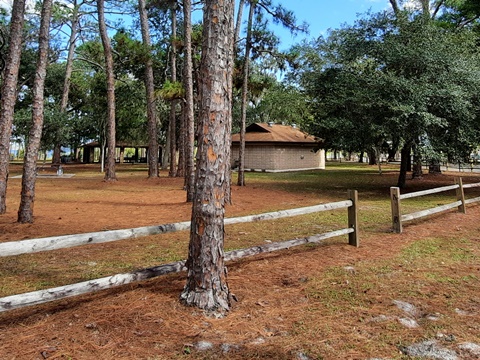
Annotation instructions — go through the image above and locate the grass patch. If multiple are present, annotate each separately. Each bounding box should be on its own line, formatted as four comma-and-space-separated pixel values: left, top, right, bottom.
298, 234, 480, 358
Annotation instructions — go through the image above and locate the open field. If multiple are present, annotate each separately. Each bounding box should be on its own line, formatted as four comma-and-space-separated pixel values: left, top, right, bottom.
0, 162, 479, 359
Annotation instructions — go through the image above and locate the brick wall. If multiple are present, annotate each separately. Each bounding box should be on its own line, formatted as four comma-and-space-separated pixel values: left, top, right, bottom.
231, 144, 324, 171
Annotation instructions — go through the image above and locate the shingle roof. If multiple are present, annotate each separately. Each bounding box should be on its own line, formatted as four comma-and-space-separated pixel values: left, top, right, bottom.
231, 123, 321, 144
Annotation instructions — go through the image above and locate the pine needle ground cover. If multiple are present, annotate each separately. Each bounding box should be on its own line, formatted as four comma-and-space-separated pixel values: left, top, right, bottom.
0, 162, 479, 359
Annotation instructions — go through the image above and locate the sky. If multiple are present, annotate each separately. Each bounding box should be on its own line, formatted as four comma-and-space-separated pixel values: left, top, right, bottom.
0, 0, 393, 49
267, 0, 392, 50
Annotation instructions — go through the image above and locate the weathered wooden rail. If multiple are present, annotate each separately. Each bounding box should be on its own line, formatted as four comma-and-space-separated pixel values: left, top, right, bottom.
390, 177, 480, 233
0, 190, 359, 312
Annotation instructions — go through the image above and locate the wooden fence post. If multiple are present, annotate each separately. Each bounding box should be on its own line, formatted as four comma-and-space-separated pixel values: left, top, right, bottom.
455, 177, 466, 214
390, 187, 402, 233
348, 189, 359, 247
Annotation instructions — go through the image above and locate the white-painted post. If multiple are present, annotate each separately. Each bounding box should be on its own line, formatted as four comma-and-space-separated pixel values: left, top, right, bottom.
390, 187, 402, 233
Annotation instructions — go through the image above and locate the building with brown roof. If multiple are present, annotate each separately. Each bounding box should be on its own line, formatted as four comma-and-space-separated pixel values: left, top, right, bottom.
81, 141, 162, 164
231, 122, 325, 172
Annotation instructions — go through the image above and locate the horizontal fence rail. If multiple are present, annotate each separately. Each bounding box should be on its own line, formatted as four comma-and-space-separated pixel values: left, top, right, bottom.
0, 190, 359, 312
0, 200, 355, 258
390, 177, 480, 233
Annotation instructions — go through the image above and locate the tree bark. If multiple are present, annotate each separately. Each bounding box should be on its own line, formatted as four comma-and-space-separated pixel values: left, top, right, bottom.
0, 0, 26, 214
169, 6, 178, 177
234, 0, 245, 45
389, 0, 400, 16
97, 0, 116, 181
52, 0, 80, 165
183, 0, 195, 202
17, 0, 53, 223
368, 149, 376, 165
177, 101, 185, 177
412, 143, 423, 179
397, 143, 411, 188
237, 1, 255, 187
139, 0, 159, 178
180, 0, 234, 315
358, 151, 364, 163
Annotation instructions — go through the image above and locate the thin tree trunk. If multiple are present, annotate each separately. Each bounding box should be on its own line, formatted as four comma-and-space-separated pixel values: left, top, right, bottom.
51, 1, 79, 165
18, 0, 53, 223
237, 1, 254, 187
97, 0, 116, 181
0, 0, 26, 214
139, 0, 159, 178
180, 0, 234, 315
177, 100, 185, 177
234, 0, 245, 45
376, 146, 382, 175
389, 0, 400, 16
60, 2, 79, 113
169, 6, 177, 177
183, 0, 196, 202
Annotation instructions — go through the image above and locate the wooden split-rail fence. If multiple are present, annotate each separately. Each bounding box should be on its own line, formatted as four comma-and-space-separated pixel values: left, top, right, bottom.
390, 177, 480, 233
0, 190, 359, 312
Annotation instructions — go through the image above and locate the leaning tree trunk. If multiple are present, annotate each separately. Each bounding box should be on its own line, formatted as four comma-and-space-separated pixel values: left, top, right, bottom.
18, 0, 53, 223
180, 0, 235, 315
183, 0, 195, 202
237, 1, 254, 187
168, 6, 178, 177
97, 0, 116, 181
0, 0, 26, 214
138, 0, 159, 178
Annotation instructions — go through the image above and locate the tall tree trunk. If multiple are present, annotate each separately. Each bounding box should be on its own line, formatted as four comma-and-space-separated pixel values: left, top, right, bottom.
169, 6, 178, 177
0, 0, 26, 214
397, 143, 411, 189
234, 0, 245, 45
97, 0, 116, 181
237, 1, 254, 187
177, 101, 185, 177
139, 0, 159, 178
180, 0, 234, 315
52, 1, 79, 165
18, 0, 53, 223
60, 1, 79, 113
183, 0, 196, 202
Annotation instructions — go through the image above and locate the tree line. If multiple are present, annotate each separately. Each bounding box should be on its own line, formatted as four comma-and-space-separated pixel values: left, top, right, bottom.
288, 0, 480, 188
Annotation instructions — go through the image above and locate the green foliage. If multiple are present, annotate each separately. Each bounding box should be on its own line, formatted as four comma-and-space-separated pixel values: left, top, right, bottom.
158, 80, 184, 100
248, 82, 312, 127
294, 11, 480, 164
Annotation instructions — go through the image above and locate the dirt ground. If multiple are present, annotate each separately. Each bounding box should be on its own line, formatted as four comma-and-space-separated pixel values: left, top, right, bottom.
0, 164, 479, 359
0, 164, 326, 243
